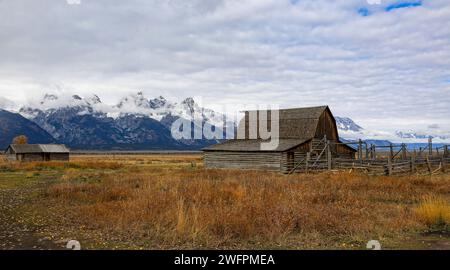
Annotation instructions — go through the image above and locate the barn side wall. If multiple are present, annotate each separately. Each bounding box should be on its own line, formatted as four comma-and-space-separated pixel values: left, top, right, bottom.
21, 153, 45, 162
315, 109, 339, 141
204, 152, 282, 171
335, 144, 356, 159
5, 154, 17, 161
9, 153, 70, 162
280, 151, 310, 173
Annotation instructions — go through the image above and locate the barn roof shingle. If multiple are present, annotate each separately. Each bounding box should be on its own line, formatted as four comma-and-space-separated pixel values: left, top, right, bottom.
242, 105, 329, 139
7, 144, 70, 154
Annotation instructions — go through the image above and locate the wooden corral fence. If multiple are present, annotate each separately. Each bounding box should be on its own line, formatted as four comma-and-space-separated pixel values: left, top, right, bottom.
287, 136, 450, 176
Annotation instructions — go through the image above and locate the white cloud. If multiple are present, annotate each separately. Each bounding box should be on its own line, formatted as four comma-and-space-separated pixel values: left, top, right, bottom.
0, 0, 449, 135
0, 97, 16, 111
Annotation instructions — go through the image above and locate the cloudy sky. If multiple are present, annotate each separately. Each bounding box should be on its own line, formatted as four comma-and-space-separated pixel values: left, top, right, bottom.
0, 0, 449, 136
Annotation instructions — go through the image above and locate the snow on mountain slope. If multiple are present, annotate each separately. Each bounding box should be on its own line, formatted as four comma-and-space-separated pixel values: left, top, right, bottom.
336, 118, 450, 143
110, 93, 229, 128
20, 92, 228, 126
335, 116, 363, 132
18, 93, 228, 149
396, 131, 449, 141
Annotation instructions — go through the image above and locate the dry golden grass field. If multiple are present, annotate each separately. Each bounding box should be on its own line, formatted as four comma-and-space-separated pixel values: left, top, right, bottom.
0, 154, 449, 250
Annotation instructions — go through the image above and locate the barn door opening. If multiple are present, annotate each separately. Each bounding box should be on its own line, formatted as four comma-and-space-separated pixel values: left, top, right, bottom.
44, 153, 51, 161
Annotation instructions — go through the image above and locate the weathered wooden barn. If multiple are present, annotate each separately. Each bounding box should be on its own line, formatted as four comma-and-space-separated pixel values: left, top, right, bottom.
203, 106, 356, 173
4, 144, 70, 162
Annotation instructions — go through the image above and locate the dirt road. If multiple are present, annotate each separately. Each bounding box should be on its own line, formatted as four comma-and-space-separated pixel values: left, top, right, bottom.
0, 187, 62, 250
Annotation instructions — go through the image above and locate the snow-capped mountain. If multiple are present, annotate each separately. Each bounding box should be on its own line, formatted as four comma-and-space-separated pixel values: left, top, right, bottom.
0, 109, 55, 149
111, 92, 229, 128
18, 93, 227, 150
335, 117, 450, 144
20, 92, 228, 124
396, 131, 449, 141
20, 93, 103, 119
335, 116, 363, 132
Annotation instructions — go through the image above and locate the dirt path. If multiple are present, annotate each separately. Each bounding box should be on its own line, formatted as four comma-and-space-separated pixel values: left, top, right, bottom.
0, 187, 62, 250
416, 231, 450, 250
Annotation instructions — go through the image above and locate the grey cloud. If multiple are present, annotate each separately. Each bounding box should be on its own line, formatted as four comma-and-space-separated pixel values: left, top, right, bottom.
0, 0, 449, 133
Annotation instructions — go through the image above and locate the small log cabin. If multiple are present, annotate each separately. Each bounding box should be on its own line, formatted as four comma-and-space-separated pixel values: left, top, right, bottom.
203, 106, 356, 173
4, 144, 70, 162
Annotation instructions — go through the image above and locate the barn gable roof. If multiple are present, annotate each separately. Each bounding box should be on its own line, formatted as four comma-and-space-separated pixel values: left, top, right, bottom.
203, 139, 310, 152
243, 105, 330, 139
6, 144, 70, 154
203, 105, 356, 153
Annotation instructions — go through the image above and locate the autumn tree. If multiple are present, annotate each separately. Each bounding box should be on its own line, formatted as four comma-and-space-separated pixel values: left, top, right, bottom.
12, 135, 28, 145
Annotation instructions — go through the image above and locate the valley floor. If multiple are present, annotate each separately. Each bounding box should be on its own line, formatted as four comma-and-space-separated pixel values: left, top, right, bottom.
0, 154, 449, 250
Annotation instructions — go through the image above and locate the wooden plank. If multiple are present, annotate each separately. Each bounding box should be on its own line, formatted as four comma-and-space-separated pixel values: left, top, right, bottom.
387, 155, 392, 176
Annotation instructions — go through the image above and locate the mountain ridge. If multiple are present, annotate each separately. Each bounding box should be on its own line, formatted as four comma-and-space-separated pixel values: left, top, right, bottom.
0, 109, 56, 149
18, 93, 224, 150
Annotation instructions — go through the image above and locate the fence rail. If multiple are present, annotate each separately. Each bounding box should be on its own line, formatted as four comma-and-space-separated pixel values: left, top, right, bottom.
285, 135, 449, 176
329, 157, 450, 176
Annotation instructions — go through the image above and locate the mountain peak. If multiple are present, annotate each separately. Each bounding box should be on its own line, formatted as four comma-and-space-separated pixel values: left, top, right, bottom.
149, 96, 168, 109
116, 92, 151, 110
40, 94, 58, 105
72, 95, 83, 100
182, 97, 195, 104
181, 97, 196, 115
87, 94, 102, 105
335, 116, 363, 132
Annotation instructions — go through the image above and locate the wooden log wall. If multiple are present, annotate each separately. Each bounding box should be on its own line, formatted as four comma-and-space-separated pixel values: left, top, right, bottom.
204, 152, 282, 171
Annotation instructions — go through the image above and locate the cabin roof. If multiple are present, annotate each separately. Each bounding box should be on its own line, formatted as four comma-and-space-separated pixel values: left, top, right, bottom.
203, 139, 310, 152
6, 144, 70, 154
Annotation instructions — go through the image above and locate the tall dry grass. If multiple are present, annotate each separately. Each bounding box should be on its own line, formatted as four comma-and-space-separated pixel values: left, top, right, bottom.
415, 196, 450, 227
43, 168, 450, 248
0, 160, 123, 171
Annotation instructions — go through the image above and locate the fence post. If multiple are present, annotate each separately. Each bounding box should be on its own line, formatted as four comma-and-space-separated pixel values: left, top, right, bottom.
402, 143, 407, 160
306, 152, 310, 174
389, 143, 394, 161
358, 139, 363, 161
426, 156, 432, 175
387, 155, 392, 176
428, 137, 433, 157
365, 143, 369, 160
327, 142, 332, 171
410, 156, 416, 173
